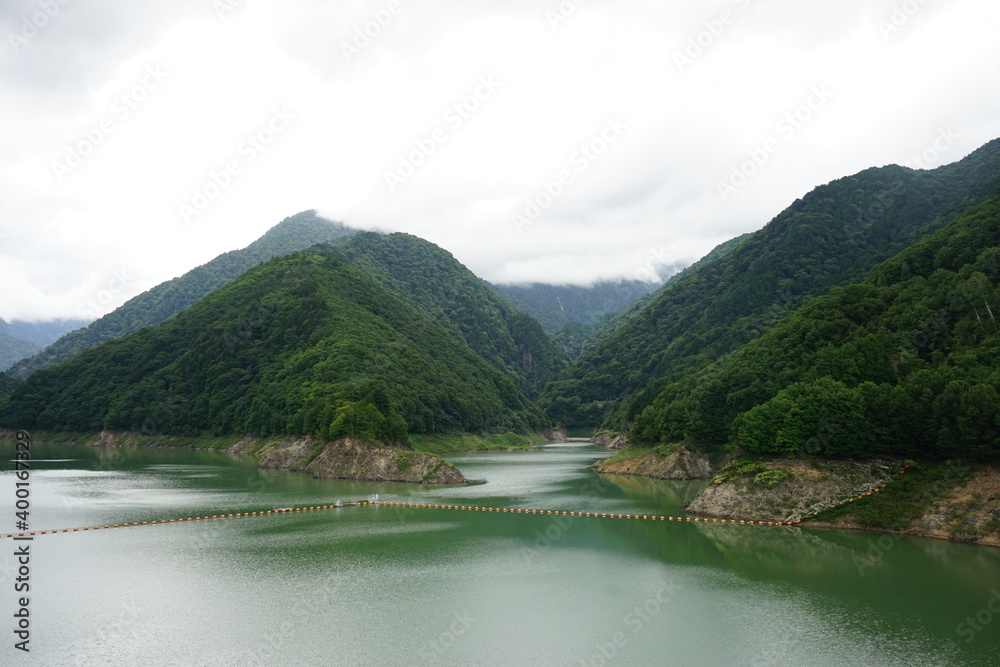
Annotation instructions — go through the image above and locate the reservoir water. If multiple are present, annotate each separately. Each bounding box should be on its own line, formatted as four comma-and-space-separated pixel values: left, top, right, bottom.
2, 441, 998, 666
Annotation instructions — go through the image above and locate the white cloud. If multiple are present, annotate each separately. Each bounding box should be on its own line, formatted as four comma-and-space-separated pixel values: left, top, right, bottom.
1, 0, 999, 320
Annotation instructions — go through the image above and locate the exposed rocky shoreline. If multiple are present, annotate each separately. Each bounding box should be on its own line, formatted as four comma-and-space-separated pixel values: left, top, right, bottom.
3, 429, 466, 484
0, 427, 569, 485
591, 440, 1000, 548
228, 434, 467, 484
685, 458, 901, 523
592, 446, 712, 480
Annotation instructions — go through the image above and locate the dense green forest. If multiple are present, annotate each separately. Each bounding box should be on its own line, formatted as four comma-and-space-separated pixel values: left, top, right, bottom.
630, 194, 1000, 462
5, 139, 1000, 462
496, 239, 751, 360
0, 372, 18, 399
540, 139, 1000, 429
0, 251, 542, 443
332, 233, 566, 397
6, 211, 355, 380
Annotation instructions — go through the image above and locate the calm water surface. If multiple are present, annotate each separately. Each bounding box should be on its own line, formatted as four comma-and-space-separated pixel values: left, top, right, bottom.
2, 441, 998, 666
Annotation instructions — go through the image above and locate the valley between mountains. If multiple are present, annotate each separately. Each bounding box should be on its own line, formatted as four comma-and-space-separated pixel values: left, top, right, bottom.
3, 138, 1000, 547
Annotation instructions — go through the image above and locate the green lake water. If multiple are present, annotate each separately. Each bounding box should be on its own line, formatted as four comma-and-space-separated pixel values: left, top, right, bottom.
2, 441, 998, 666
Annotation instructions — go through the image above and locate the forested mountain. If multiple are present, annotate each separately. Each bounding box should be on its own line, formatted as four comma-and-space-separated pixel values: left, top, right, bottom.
557, 233, 754, 360
6, 211, 355, 380
540, 138, 1000, 428
630, 194, 1000, 462
0, 372, 19, 399
332, 233, 566, 398
490, 280, 661, 360
490, 280, 660, 333
0, 250, 542, 443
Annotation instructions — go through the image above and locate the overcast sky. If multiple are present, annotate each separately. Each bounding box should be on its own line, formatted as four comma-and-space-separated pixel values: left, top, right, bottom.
1, 0, 998, 322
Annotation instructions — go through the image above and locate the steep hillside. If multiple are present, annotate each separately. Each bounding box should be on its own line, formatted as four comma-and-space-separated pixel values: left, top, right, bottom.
332, 232, 566, 398
0, 251, 542, 443
565, 233, 753, 360
0, 372, 18, 399
541, 139, 1000, 428
7, 211, 355, 380
631, 194, 1000, 462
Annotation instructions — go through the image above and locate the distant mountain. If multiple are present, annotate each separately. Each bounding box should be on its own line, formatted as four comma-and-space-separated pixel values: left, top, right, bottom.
1, 317, 91, 372
333, 233, 566, 398
540, 137, 1000, 428
3, 318, 90, 348
7, 211, 356, 380
490, 280, 661, 333
0, 325, 38, 371
557, 233, 754, 360
0, 248, 542, 442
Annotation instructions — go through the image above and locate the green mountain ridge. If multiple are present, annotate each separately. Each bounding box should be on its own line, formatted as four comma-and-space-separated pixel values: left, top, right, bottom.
490, 279, 664, 360
331, 233, 566, 398
540, 138, 1000, 429
4, 137, 1000, 471
6, 210, 356, 381
0, 248, 542, 443
630, 193, 1000, 462
561, 233, 754, 360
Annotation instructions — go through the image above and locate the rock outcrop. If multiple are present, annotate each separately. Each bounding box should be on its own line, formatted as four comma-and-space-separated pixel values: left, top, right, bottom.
592, 446, 712, 479
230, 436, 467, 484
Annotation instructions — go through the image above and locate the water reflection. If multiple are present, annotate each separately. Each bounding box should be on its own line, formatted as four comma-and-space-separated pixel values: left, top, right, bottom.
1, 440, 997, 666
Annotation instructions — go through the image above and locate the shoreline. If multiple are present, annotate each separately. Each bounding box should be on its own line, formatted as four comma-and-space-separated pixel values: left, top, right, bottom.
0, 427, 568, 484
0, 430, 466, 485
590, 442, 1000, 550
